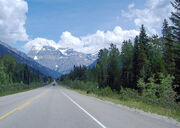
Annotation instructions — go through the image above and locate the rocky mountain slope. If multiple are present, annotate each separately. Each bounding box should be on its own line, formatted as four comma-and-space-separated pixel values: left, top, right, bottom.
27, 46, 97, 74
0, 41, 60, 78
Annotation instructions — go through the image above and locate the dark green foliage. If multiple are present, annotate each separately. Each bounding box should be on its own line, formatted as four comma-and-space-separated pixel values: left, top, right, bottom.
137, 25, 149, 80
63, 65, 87, 81
162, 19, 176, 76
138, 73, 178, 108
2, 54, 16, 83
85, 66, 97, 82
96, 44, 122, 90
170, 0, 180, 92
0, 67, 8, 85
148, 35, 166, 75
107, 44, 121, 90
132, 36, 139, 88
60, 80, 116, 97
3, 54, 16, 73
0, 82, 45, 96
61, 80, 98, 92
170, 0, 180, 42
174, 41, 180, 93
0, 54, 52, 95
96, 48, 109, 88
120, 40, 134, 88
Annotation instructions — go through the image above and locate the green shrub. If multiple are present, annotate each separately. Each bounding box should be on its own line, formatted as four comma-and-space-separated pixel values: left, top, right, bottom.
137, 73, 178, 108
0, 82, 44, 96
97, 86, 115, 97
0, 68, 8, 85
119, 88, 139, 100
60, 76, 179, 110
60, 80, 118, 97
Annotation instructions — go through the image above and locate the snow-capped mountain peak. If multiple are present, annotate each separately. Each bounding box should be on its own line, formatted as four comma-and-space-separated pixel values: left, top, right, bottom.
27, 46, 97, 74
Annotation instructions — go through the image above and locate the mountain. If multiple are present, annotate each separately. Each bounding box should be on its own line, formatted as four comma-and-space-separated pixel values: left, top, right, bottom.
88, 60, 97, 68
27, 46, 97, 74
0, 41, 60, 78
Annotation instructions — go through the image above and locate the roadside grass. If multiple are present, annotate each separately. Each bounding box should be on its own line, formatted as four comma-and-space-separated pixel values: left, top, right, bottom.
60, 84, 180, 122
0, 82, 46, 97
0, 87, 37, 97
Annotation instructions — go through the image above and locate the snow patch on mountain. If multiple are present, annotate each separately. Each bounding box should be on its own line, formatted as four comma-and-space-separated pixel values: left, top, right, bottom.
34, 56, 38, 60
27, 46, 97, 74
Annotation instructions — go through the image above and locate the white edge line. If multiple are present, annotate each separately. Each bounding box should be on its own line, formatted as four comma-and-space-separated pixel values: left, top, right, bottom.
61, 91, 107, 128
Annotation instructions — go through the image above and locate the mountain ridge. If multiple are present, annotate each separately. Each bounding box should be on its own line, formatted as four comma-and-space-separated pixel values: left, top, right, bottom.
0, 41, 60, 78
27, 46, 97, 74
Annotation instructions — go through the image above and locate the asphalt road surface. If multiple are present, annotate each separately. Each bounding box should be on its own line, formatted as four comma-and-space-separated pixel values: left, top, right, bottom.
0, 83, 179, 128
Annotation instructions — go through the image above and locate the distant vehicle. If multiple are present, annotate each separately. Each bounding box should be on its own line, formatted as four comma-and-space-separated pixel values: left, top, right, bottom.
53, 83, 56, 86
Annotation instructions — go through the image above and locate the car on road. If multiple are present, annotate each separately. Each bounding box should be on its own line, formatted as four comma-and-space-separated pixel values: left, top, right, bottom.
53, 83, 56, 86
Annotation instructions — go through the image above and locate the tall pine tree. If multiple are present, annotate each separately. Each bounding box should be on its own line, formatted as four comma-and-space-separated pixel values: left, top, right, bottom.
96, 49, 109, 88
170, 0, 180, 93
132, 36, 139, 88
108, 44, 121, 90
137, 25, 149, 80
162, 19, 176, 76
148, 35, 166, 75
170, 0, 180, 41
121, 40, 133, 88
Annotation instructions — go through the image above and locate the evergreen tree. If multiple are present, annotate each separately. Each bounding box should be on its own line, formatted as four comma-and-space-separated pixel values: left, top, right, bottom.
148, 35, 166, 75
108, 44, 121, 90
0, 53, 50, 93
132, 36, 139, 88
96, 49, 109, 88
0, 58, 8, 84
162, 19, 170, 38
137, 25, 149, 80
170, 0, 180, 92
162, 19, 175, 76
120, 40, 133, 88
170, 0, 180, 41
3, 54, 16, 83
24, 64, 30, 85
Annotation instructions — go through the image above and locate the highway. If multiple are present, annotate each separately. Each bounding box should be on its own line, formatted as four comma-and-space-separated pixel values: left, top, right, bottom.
0, 83, 179, 128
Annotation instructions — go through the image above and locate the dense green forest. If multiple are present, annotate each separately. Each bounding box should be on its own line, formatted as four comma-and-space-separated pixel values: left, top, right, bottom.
0, 53, 52, 96
58, 0, 180, 109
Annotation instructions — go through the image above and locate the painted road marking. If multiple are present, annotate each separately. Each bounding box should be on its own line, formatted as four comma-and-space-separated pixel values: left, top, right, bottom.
0, 90, 48, 120
61, 91, 107, 128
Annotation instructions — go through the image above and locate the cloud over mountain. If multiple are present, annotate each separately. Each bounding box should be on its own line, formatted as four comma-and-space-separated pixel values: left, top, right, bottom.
24, 26, 139, 54
24, 38, 59, 52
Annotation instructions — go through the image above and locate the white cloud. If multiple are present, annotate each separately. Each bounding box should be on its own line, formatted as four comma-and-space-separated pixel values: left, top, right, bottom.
79, 26, 139, 53
24, 38, 59, 52
128, 3, 135, 9
0, 0, 28, 43
58, 31, 83, 52
122, 0, 172, 34
24, 26, 139, 54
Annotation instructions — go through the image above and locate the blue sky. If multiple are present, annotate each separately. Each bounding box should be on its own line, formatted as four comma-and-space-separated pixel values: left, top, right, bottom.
0, 0, 172, 53
25, 0, 144, 41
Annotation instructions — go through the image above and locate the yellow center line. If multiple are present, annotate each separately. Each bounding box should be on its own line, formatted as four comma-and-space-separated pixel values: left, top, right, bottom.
0, 89, 48, 120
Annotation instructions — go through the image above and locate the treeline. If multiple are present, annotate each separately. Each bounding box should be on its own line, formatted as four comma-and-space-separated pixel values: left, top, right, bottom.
0, 53, 52, 95
58, 0, 180, 106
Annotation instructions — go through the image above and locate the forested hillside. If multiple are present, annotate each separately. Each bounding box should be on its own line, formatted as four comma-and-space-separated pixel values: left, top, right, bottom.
0, 41, 60, 78
0, 54, 52, 96
57, 0, 180, 119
